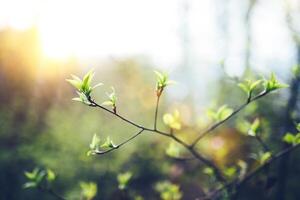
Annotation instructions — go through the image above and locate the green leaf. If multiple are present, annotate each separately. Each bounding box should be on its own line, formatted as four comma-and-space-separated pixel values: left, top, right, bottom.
36, 170, 46, 184
203, 167, 214, 176
154, 70, 164, 81
238, 83, 250, 94
101, 137, 116, 149
264, 73, 289, 92
92, 82, 103, 89
89, 134, 101, 151
102, 87, 117, 108
101, 101, 114, 106
155, 181, 182, 200
283, 132, 300, 145
163, 110, 181, 130
296, 123, 300, 132
46, 169, 56, 182
207, 105, 233, 121
86, 150, 93, 156
154, 70, 175, 95
66, 79, 82, 90
82, 70, 94, 91
166, 142, 180, 158
236, 120, 251, 134
248, 118, 260, 137
117, 172, 132, 190
292, 65, 300, 77
24, 168, 39, 180
250, 80, 262, 91
23, 182, 37, 189
80, 182, 97, 200
238, 79, 263, 98
283, 133, 295, 144
217, 105, 233, 121
224, 167, 237, 178
260, 152, 272, 164
67, 70, 102, 101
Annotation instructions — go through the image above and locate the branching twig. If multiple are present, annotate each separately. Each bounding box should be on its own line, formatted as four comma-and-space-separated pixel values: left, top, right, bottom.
88, 98, 226, 183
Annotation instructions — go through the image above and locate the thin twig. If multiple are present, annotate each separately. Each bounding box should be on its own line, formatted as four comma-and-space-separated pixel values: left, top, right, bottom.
89, 98, 226, 183
205, 143, 300, 200
95, 129, 144, 155
255, 135, 272, 153
191, 91, 268, 147
38, 186, 66, 200
154, 95, 161, 130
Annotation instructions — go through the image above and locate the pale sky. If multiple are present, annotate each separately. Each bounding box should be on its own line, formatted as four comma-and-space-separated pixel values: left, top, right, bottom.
0, 0, 296, 77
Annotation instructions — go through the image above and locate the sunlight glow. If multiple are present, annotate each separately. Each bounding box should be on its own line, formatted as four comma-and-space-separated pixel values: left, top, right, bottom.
37, 0, 181, 61
0, 0, 295, 71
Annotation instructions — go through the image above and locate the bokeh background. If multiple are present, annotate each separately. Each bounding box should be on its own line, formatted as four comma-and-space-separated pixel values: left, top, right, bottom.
0, 0, 300, 199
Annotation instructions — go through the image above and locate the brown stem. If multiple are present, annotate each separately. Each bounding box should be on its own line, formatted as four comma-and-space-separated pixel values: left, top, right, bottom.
154, 95, 161, 130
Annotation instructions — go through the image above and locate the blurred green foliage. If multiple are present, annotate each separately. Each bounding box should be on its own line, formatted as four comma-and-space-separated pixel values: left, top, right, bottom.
0, 28, 300, 200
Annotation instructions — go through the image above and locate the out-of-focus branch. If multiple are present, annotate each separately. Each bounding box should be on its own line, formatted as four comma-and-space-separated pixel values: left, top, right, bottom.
38, 186, 66, 200
205, 143, 300, 200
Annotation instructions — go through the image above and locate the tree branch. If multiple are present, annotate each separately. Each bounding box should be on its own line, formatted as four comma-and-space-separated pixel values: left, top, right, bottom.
88, 98, 226, 183
206, 143, 300, 200
191, 91, 268, 147
94, 129, 144, 155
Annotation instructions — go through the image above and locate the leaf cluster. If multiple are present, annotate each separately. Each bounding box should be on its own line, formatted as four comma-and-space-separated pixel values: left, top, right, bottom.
66, 70, 102, 105
80, 182, 98, 200
87, 134, 117, 156
24, 168, 56, 189
155, 181, 182, 200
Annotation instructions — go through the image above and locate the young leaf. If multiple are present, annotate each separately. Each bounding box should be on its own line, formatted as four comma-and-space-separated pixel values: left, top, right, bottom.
208, 105, 233, 121
80, 182, 97, 200
283, 133, 295, 144
66, 70, 103, 103
66, 79, 82, 90
260, 152, 272, 164
117, 172, 132, 190
89, 134, 101, 152
154, 70, 175, 96
101, 137, 116, 149
163, 110, 181, 130
224, 167, 237, 179
283, 132, 300, 145
155, 181, 182, 200
238, 79, 262, 98
203, 167, 214, 176
166, 142, 180, 158
23, 182, 37, 189
248, 118, 260, 137
102, 87, 117, 111
24, 168, 39, 180
46, 169, 56, 182
264, 73, 288, 93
